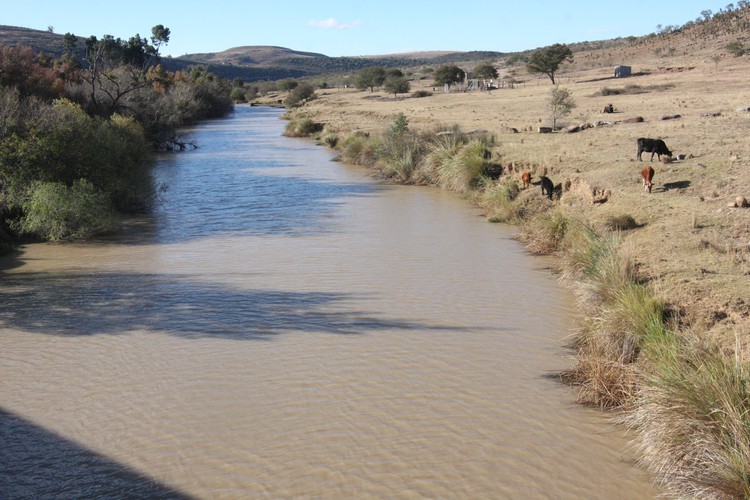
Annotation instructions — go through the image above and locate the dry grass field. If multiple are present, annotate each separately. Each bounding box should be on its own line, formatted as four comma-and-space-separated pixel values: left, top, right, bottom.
284, 34, 750, 355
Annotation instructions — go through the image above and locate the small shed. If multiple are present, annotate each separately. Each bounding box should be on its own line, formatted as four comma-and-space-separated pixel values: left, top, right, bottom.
614, 65, 632, 78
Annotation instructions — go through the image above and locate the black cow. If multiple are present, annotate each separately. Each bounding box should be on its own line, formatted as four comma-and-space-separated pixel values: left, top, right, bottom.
540, 176, 554, 200
636, 138, 672, 162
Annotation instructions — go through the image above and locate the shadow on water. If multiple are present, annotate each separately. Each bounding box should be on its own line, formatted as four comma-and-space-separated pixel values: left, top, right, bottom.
0, 407, 195, 499
0, 272, 482, 339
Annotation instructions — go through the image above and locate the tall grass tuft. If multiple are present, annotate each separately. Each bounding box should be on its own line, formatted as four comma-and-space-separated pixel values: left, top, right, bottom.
627, 339, 750, 499
516, 208, 571, 255
555, 223, 666, 407
419, 125, 470, 184
283, 117, 323, 138
321, 129, 339, 148
560, 224, 637, 307
482, 180, 523, 223
435, 138, 494, 194
339, 132, 379, 168
375, 130, 424, 183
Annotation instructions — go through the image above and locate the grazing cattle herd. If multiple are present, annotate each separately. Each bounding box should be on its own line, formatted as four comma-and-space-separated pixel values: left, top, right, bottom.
518, 138, 673, 200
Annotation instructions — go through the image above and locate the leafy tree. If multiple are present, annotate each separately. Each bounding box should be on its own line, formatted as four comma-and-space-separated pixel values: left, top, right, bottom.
526, 43, 573, 84
82, 25, 170, 116
386, 68, 404, 78
474, 63, 498, 80
285, 83, 315, 107
390, 112, 409, 136
63, 32, 78, 57
150, 25, 170, 53
383, 74, 410, 99
187, 65, 233, 118
230, 86, 247, 102
355, 66, 386, 92
278, 78, 299, 91
0, 46, 64, 98
433, 65, 465, 90
548, 86, 575, 129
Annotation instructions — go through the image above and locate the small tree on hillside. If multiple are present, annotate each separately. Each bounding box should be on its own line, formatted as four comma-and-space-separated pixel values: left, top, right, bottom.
433, 65, 465, 91
278, 78, 299, 91
548, 86, 575, 130
384, 74, 410, 99
474, 63, 498, 80
526, 43, 573, 84
356, 66, 386, 92
285, 83, 315, 107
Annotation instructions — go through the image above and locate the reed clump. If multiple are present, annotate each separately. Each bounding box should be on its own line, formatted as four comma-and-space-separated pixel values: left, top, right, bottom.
516, 208, 571, 255
338, 118, 497, 191
481, 180, 523, 223
627, 338, 750, 499
283, 117, 324, 138
552, 221, 750, 497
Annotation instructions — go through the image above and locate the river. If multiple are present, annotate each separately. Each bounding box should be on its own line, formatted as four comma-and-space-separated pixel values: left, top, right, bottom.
0, 105, 659, 498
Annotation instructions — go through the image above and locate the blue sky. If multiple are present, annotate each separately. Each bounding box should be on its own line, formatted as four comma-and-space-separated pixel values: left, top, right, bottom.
2, 1, 736, 57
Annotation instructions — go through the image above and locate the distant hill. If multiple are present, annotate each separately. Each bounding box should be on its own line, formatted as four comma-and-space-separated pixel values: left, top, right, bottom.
179, 46, 327, 66
0, 25, 509, 81
0, 25, 77, 59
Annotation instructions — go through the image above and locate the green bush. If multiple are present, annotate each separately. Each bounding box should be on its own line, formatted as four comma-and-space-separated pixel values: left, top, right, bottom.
230, 86, 247, 102
283, 118, 324, 137
321, 131, 339, 148
603, 214, 638, 231
285, 84, 316, 107
17, 179, 116, 241
0, 97, 154, 218
483, 181, 523, 223
436, 138, 494, 193
516, 208, 571, 255
339, 133, 378, 167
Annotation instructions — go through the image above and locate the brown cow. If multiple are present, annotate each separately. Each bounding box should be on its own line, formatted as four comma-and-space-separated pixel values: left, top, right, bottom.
521, 171, 531, 189
641, 165, 655, 193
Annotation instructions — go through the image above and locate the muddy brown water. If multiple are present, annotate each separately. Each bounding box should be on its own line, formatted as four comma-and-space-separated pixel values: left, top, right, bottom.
0, 106, 659, 498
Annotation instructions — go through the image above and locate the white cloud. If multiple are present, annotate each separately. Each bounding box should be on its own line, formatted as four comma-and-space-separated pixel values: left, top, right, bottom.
307, 18, 362, 30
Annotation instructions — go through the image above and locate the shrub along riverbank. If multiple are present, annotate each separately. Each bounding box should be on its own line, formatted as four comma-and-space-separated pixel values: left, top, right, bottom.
284, 111, 750, 498
0, 28, 233, 244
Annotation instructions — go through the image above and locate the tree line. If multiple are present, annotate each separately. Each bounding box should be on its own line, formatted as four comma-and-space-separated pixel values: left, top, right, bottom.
0, 25, 234, 244
348, 43, 572, 98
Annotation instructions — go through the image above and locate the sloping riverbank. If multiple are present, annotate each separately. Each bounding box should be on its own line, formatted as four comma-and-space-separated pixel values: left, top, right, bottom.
278, 63, 750, 494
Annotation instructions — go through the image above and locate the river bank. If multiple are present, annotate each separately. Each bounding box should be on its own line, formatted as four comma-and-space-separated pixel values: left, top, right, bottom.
267, 52, 750, 497
0, 106, 662, 498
